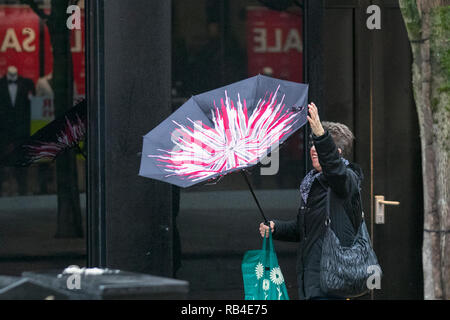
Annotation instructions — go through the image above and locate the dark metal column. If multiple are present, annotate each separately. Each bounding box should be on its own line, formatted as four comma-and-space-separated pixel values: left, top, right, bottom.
304, 0, 324, 112
86, 0, 106, 268
86, 0, 173, 276
303, 0, 324, 174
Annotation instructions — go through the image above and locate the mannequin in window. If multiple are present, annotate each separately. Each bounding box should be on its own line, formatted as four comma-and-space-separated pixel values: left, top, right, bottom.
0, 66, 35, 195
36, 72, 81, 101
36, 73, 54, 98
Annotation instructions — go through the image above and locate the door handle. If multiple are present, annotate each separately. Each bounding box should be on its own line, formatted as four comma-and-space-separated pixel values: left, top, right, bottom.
375, 195, 400, 224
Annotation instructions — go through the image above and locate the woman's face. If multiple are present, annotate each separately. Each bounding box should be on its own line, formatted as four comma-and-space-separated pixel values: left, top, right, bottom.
309, 144, 342, 172
310, 145, 322, 172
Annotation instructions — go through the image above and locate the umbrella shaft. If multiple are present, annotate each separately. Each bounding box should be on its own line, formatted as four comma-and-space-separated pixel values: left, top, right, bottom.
241, 171, 268, 224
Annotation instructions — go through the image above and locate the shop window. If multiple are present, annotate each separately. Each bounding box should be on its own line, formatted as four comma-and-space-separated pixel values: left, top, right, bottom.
0, 0, 86, 275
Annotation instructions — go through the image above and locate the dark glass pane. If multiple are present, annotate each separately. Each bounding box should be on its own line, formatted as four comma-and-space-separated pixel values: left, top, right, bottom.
0, 0, 86, 277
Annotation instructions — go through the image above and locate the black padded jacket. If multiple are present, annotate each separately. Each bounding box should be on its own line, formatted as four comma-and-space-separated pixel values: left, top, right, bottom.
272, 130, 364, 300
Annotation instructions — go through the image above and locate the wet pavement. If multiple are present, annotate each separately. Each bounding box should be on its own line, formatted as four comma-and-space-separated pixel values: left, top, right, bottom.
0, 190, 301, 299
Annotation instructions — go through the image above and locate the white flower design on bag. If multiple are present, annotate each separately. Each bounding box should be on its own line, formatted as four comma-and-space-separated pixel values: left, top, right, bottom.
270, 267, 284, 285
262, 279, 270, 291
255, 262, 264, 280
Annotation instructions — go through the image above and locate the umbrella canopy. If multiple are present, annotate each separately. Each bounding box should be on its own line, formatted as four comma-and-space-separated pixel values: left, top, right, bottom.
0, 99, 86, 167
139, 75, 308, 188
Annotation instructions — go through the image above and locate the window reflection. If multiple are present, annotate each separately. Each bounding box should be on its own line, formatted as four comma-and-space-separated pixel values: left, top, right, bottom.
0, 0, 86, 276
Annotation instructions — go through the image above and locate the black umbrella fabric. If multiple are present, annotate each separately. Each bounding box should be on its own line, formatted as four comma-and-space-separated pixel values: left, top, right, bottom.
0, 99, 86, 167
139, 75, 308, 189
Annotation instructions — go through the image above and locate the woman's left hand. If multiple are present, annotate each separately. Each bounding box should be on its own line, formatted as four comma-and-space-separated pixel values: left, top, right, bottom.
307, 102, 325, 137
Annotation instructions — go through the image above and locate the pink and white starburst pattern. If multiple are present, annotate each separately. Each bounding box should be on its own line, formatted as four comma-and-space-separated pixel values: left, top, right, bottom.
149, 85, 298, 182
25, 115, 86, 163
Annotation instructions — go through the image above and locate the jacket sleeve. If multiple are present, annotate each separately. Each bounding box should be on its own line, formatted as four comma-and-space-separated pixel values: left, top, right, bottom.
272, 216, 300, 242
313, 130, 359, 198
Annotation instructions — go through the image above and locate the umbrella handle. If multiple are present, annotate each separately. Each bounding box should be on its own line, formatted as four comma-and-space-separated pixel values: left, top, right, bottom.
241, 170, 269, 224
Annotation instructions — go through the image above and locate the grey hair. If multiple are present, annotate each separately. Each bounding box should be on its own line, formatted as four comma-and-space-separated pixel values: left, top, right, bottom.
321, 121, 355, 158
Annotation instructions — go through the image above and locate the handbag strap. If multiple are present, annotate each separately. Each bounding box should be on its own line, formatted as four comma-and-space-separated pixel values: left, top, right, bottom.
325, 187, 332, 227
357, 186, 365, 219
325, 187, 364, 227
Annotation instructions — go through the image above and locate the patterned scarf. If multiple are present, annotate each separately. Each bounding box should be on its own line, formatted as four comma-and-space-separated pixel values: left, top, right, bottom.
300, 157, 349, 204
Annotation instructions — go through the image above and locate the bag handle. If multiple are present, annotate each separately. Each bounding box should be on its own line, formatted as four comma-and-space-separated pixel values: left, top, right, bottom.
261, 228, 274, 270
261, 228, 274, 253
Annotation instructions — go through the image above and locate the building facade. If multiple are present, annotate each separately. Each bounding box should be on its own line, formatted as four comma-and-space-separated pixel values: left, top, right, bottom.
0, 0, 423, 299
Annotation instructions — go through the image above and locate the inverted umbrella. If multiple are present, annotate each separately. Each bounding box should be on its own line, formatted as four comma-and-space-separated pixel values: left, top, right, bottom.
0, 98, 86, 167
139, 75, 308, 221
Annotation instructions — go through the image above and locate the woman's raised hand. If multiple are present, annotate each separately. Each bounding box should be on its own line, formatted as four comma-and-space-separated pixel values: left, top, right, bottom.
307, 102, 325, 137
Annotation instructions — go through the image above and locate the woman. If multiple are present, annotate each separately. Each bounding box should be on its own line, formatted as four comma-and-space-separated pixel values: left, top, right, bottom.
259, 102, 364, 300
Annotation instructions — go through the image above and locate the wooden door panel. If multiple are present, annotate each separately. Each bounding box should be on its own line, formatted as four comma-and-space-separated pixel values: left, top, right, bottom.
371, 6, 423, 299
323, 0, 423, 299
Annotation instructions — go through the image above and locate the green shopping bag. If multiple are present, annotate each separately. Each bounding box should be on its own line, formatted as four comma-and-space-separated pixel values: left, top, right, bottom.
241, 229, 289, 300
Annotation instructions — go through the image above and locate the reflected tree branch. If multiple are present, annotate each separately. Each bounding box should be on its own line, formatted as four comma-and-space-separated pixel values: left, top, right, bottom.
20, 0, 50, 20
21, 0, 83, 238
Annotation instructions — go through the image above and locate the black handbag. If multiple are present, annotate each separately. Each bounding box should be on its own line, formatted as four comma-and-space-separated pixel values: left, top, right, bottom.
320, 187, 382, 298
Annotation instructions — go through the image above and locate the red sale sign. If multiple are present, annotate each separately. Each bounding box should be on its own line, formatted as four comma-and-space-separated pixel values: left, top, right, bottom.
0, 6, 40, 82
246, 7, 303, 83
0, 5, 85, 95
0, 5, 85, 133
